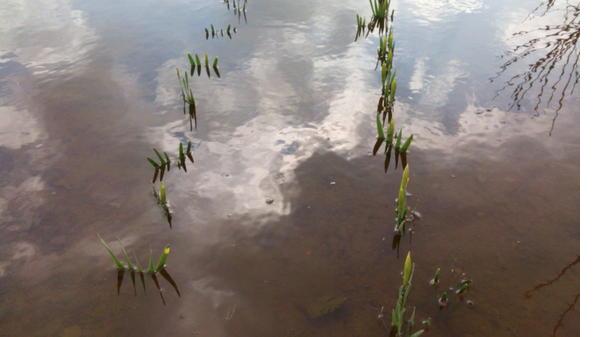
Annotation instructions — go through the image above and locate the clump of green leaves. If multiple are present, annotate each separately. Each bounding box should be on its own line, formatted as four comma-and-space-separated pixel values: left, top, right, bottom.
205, 24, 237, 39
432, 268, 474, 309
390, 251, 427, 337
455, 279, 472, 296
147, 142, 194, 182
177, 141, 195, 172
147, 149, 170, 183
355, 14, 368, 41
98, 234, 171, 273
368, 0, 391, 34
187, 53, 221, 78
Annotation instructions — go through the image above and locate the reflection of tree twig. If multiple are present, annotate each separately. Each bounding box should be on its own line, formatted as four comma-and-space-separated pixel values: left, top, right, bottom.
491, 1, 579, 135
552, 293, 579, 337
524, 255, 579, 298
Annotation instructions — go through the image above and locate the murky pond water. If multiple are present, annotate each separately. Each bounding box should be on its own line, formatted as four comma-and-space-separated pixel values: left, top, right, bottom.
0, 0, 579, 336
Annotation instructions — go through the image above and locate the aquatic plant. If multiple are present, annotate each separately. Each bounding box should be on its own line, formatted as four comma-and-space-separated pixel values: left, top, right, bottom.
368, 0, 391, 34
176, 141, 194, 172
99, 235, 126, 270
394, 129, 413, 169
395, 164, 410, 234
455, 279, 472, 296
390, 252, 426, 337
205, 24, 237, 39
438, 291, 449, 309
187, 53, 220, 79
147, 142, 194, 182
147, 149, 169, 183
429, 268, 441, 286
154, 182, 173, 227
176, 68, 197, 130
383, 119, 395, 172
98, 234, 171, 273
372, 113, 385, 155
212, 57, 221, 78
355, 14, 368, 41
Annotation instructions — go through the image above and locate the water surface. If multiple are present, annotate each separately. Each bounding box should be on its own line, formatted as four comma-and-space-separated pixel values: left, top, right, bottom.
0, 0, 579, 336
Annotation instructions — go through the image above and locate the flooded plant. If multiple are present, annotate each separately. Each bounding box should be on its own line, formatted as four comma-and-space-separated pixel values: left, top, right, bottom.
224, 0, 247, 23
187, 53, 220, 78
372, 113, 385, 155
99, 236, 180, 304
429, 268, 441, 286
147, 148, 170, 183
395, 164, 410, 234
176, 141, 194, 172
98, 235, 171, 273
382, 119, 397, 172
355, 14, 368, 41
212, 57, 221, 78
390, 252, 426, 337
455, 279, 472, 296
438, 291, 449, 309
176, 68, 197, 130
368, 0, 391, 34
153, 182, 173, 227
394, 129, 413, 169
147, 142, 194, 182
205, 24, 237, 39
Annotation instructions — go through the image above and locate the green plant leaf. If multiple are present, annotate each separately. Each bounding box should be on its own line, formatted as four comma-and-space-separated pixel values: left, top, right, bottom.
403, 251, 413, 286
98, 235, 124, 270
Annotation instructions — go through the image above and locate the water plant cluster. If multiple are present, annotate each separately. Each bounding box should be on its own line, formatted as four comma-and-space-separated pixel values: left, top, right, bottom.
223, 0, 247, 23
147, 142, 194, 183
354, 2, 429, 335
356, 0, 413, 173
176, 68, 197, 130
428, 267, 474, 309
205, 24, 238, 40
99, 235, 180, 303
99, 0, 254, 303
187, 53, 221, 78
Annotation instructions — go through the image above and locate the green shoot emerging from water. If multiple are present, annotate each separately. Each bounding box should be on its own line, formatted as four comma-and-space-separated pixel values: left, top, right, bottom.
147, 142, 194, 182
394, 129, 413, 169
390, 251, 426, 337
429, 268, 441, 286
98, 235, 171, 274
395, 164, 410, 233
176, 68, 197, 130
154, 182, 173, 227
